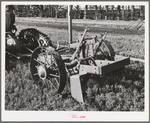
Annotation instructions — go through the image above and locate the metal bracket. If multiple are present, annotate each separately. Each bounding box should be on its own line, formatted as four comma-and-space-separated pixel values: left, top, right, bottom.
70, 72, 87, 103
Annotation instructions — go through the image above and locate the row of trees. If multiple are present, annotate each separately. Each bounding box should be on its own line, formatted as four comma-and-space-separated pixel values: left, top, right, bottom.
13, 5, 145, 20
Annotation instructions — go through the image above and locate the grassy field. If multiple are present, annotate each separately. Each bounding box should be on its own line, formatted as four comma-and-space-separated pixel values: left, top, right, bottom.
16, 17, 145, 59
16, 17, 145, 30
5, 18, 145, 111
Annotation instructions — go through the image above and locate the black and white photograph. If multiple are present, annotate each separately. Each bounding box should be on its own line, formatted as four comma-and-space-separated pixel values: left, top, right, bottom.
1, 1, 149, 121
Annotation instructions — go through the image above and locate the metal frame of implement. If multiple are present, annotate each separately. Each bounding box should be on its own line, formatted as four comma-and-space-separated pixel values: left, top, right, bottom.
66, 6, 130, 103
61, 54, 130, 103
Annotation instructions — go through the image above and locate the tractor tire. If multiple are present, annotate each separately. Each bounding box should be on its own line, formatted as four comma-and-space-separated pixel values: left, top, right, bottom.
18, 28, 53, 54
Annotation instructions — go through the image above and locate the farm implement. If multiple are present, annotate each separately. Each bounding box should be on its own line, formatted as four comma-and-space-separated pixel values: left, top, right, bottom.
6, 27, 130, 103
124, 18, 144, 30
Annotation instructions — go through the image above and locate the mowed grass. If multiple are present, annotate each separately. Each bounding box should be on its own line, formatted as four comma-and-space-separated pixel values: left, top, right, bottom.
5, 19, 145, 111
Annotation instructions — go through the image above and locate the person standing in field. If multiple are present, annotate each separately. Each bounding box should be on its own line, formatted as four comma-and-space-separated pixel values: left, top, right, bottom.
6, 5, 16, 33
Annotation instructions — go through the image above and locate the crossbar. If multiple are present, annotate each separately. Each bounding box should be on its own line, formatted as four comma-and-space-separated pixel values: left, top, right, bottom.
79, 55, 130, 75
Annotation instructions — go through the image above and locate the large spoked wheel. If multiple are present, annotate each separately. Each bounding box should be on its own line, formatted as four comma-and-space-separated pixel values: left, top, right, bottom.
30, 46, 66, 93
84, 40, 115, 65
94, 40, 115, 61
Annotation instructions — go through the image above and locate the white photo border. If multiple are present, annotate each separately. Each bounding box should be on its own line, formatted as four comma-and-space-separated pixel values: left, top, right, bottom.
1, 1, 149, 121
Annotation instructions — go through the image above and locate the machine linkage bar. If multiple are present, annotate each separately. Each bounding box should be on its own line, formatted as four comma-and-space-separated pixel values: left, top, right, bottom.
79, 55, 130, 75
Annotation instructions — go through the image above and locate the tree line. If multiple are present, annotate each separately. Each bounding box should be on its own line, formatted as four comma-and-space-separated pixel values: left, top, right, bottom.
13, 5, 145, 21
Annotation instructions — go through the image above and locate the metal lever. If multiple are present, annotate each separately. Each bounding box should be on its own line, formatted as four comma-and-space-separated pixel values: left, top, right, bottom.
70, 27, 89, 60
100, 32, 107, 40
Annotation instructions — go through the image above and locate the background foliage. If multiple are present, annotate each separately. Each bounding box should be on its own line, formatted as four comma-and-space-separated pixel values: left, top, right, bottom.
12, 5, 145, 20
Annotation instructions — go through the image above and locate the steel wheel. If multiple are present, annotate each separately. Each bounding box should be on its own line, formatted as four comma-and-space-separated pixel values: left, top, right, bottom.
30, 47, 66, 93
94, 40, 115, 61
